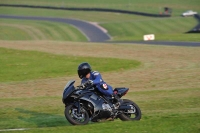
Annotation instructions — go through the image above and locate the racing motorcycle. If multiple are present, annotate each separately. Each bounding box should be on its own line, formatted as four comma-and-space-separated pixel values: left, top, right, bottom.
62, 80, 141, 125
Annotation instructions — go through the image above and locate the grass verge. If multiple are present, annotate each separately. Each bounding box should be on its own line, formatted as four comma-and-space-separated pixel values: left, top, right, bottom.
0, 41, 199, 132
101, 17, 199, 41
0, 19, 87, 41
0, 47, 140, 82
0, 88, 199, 133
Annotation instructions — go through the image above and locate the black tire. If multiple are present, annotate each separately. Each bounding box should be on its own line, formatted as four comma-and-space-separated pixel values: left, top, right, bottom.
65, 104, 90, 125
118, 99, 141, 121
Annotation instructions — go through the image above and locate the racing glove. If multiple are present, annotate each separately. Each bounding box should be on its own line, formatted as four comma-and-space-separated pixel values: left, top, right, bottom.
85, 80, 93, 86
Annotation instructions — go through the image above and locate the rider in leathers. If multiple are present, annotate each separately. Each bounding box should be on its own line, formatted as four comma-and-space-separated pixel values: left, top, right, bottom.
77, 62, 120, 104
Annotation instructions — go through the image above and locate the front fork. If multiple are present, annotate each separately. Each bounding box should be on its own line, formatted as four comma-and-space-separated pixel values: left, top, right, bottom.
65, 100, 81, 113
68, 100, 81, 114
77, 100, 81, 114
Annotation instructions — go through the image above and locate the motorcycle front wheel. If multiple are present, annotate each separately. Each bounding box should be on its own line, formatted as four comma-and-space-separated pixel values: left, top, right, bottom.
65, 104, 90, 125
118, 99, 141, 121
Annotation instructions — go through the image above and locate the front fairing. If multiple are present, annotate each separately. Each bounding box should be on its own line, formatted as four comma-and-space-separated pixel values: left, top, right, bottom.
62, 80, 76, 102
74, 88, 101, 105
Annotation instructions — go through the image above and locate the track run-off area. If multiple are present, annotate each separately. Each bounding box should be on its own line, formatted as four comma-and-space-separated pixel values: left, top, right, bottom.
0, 15, 200, 47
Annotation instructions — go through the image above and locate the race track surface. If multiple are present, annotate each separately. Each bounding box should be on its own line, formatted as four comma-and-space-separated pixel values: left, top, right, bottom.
0, 15, 110, 42
112, 41, 200, 47
0, 15, 199, 47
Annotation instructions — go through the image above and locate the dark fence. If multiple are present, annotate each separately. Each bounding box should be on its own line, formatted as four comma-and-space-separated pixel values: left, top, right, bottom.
0, 4, 171, 17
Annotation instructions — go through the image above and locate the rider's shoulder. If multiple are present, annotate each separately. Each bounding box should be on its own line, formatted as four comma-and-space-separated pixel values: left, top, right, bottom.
91, 71, 100, 76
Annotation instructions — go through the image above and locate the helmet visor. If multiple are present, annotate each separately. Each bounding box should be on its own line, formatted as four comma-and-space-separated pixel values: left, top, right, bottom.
78, 69, 90, 79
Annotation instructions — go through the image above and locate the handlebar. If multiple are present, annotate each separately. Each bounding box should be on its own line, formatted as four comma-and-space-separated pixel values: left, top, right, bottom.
77, 82, 93, 90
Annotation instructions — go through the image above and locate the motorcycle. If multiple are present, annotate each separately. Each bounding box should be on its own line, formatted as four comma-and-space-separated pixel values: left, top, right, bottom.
62, 80, 141, 125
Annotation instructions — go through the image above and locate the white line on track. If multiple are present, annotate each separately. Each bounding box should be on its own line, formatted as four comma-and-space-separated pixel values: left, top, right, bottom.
0, 128, 29, 132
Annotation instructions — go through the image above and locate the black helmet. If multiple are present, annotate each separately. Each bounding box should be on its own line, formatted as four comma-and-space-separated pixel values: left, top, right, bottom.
77, 62, 92, 79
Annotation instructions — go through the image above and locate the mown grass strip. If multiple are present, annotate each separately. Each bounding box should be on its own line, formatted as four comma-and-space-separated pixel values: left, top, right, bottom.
101, 17, 198, 41
1, 8, 199, 42
0, 25, 32, 40
0, 19, 87, 41
0, 47, 141, 82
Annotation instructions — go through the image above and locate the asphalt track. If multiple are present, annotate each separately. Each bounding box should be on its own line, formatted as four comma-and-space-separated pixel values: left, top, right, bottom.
0, 15, 200, 47
0, 15, 110, 42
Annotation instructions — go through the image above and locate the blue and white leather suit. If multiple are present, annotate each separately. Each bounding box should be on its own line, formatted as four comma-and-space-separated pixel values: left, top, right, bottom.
81, 71, 113, 96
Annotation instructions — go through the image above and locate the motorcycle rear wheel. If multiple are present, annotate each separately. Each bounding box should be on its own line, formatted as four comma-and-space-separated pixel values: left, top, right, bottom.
65, 104, 90, 125
118, 99, 141, 121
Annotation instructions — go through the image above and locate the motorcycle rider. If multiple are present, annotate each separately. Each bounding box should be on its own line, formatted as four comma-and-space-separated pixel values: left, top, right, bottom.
77, 62, 121, 107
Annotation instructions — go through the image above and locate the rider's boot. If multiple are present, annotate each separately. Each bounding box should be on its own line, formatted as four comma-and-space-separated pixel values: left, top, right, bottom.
112, 94, 123, 109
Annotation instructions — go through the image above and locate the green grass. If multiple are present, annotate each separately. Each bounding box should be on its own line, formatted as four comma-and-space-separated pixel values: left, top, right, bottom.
0, 16, 198, 42
0, 7, 199, 42
0, 0, 199, 42
0, 1, 199, 132
101, 17, 199, 41
0, 7, 153, 22
0, 88, 199, 132
1, 0, 200, 42
0, 25, 33, 40
0, 47, 141, 82
0, 19, 87, 41
1, 0, 200, 16
0, 45, 199, 132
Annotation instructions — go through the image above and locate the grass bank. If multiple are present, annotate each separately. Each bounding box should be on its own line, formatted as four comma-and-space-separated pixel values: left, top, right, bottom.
0, 19, 87, 41
0, 41, 199, 132
0, 47, 140, 82
1, 0, 199, 42
0, 88, 199, 133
